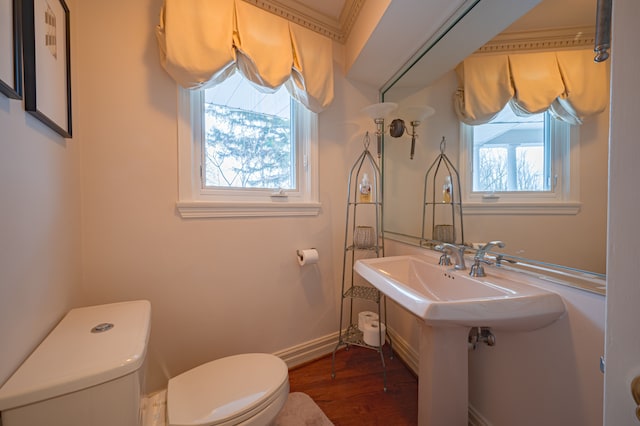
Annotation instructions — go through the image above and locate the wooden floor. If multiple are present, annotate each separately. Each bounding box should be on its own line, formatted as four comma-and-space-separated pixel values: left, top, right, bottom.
287, 345, 418, 425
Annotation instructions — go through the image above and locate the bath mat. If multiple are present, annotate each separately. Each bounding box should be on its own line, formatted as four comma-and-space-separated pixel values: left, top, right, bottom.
275, 392, 334, 426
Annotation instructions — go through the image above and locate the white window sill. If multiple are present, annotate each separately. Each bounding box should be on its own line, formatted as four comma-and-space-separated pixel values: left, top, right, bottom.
462, 201, 581, 215
176, 201, 322, 218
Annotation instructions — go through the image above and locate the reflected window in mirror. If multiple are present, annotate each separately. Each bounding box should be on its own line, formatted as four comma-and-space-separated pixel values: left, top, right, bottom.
470, 105, 550, 192
460, 103, 581, 213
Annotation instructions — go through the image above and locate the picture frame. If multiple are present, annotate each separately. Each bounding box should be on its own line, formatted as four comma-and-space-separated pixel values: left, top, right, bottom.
0, 0, 22, 99
22, 0, 72, 138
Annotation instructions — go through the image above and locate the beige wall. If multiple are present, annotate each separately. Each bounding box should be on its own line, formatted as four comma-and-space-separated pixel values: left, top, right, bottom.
0, 0, 81, 386
74, 0, 378, 392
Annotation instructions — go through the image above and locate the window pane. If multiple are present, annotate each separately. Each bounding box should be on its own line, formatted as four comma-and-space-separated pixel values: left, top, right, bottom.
516, 145, 545, 190
477, 146, 507, 191
203, 73, 294, 190
472, 104, 549, 192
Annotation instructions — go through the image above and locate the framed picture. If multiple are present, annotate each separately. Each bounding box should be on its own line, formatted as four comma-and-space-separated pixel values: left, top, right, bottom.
0, 0, 22, 99
22, 0, 72, 138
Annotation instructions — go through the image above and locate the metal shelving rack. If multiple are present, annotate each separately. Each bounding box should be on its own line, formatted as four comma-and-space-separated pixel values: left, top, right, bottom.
421, 137, 465, 245
331, 133, 391, 391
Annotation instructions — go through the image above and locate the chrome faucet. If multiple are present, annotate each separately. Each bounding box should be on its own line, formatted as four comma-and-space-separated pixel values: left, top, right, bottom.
436, 243, 466, 270
475, 241, 505, 260
469, 241, 505, 277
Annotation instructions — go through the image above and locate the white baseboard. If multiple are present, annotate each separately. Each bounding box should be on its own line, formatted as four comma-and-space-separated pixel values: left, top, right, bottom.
274, 327, 419, 375
274, 331, 340, 369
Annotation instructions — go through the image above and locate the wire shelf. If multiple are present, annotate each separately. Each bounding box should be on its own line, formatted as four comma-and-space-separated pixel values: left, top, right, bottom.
341, 324, 386, 349
343, 285, 380, 303
332, 132, 390, 391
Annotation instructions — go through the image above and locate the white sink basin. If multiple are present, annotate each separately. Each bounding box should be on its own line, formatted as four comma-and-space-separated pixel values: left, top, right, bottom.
354, 255, 565, 331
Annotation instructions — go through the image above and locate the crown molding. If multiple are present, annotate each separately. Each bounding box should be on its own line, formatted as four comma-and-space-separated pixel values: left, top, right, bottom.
476, 26, 596, 54
242, 0, 365, 43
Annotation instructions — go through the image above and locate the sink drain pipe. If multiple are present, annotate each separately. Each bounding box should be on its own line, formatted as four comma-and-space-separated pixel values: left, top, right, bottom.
468, 327, 496, 350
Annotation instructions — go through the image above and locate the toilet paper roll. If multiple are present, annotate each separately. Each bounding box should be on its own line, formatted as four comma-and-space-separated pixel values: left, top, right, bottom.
363, 320, 386, 347
297, 249, 319, 266
358, 311, 379, 331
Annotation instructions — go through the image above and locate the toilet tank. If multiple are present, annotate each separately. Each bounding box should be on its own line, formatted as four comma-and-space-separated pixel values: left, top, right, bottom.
0, 300, 151, 426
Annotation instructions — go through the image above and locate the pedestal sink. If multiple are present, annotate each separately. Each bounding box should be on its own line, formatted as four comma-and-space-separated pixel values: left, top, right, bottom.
354, 254, 565, 426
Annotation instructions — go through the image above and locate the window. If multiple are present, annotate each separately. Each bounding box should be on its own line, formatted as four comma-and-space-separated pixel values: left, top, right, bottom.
177, 74, 320, 218
203, 74, 294, 190
460, 103, 581, 215
471, 106, 550, 192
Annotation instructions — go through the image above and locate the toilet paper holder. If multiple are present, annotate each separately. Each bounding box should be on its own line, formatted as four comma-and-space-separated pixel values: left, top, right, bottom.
297, 248, 315, 260
297, 248, 319, 266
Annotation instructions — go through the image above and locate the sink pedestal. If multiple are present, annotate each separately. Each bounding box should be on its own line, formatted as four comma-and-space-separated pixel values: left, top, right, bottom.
419, 325, 470, 426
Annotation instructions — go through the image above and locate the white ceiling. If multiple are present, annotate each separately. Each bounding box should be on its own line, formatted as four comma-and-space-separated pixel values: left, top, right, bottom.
505, 0, 596, 32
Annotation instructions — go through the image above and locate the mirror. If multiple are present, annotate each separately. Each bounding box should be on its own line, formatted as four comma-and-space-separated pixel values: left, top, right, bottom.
382, 0, 608, 275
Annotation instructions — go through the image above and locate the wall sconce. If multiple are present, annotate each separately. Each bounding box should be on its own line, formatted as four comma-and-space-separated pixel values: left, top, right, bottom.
389, 106, 435, 159
361, 102, 398, 158
362, 103, 435, 159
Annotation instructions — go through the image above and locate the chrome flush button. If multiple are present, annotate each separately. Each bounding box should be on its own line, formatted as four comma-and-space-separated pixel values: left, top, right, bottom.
91, 323, 114, 333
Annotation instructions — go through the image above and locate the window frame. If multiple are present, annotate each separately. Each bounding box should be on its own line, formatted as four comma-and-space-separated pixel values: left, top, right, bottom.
177, 88, 320, 218
459, 111, 581, 215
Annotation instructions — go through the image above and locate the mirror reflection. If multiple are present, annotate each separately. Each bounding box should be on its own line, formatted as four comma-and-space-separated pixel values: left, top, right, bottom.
382, 0, 608, 275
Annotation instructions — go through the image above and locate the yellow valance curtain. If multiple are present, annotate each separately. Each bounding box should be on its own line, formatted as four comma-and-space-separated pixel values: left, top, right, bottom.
156, 0, 334, 113
454, 50, 609, 125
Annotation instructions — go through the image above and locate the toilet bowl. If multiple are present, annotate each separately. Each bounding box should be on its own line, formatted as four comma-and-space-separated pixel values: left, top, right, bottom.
168, 353, 289, 426
0, 301, 289, 426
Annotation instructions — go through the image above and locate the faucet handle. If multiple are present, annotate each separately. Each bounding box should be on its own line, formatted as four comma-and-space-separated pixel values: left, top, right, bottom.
435, 243, 466, 270
435, 243, 463, 253
481, 240, 505, 251
469, 261, 485, 277
475, 240, 506, 261
469, 258, 491, 277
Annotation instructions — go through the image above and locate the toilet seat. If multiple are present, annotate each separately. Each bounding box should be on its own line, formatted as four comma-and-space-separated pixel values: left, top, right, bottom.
167, 353, 289, 426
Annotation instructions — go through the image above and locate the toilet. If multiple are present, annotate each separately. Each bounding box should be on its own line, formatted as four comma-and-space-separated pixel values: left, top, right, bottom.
167, 353, 289, 426
0, 300, 290, 426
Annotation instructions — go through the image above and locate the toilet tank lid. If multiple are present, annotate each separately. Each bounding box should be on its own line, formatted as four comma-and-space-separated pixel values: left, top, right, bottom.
0, 300, 151, 411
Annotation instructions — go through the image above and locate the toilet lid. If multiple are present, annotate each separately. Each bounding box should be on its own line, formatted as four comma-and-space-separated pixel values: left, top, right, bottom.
167, 353, 289, 426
